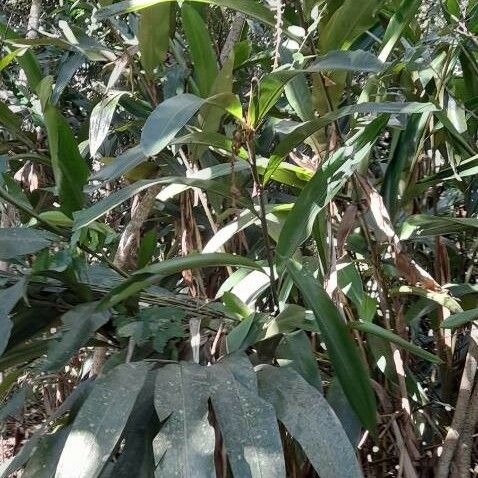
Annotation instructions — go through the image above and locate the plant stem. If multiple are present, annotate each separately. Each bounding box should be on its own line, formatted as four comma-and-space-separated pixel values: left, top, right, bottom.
245, 136, 279, 310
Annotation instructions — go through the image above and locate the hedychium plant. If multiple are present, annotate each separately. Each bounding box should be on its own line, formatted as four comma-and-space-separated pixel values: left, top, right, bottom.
0, 0, 478, 477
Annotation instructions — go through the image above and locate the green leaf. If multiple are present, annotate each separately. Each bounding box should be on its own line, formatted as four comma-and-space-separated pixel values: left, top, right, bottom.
138, 2, 172, 75
141, 92, 240, 156
73, 175, 251, 231
0, 101, 35, 148
319, 0, 379, 51
378, 0, 421, 61
108, 372, 158, 478
257, 365, 362, 478
43, 103, 89, 216
55, 362, 149, 478
249, 50, 385, 126
153, 362, 215, 477
139, 252, 263, 275
276, 115, 387, 261
95, 0, 278, 32
441, 307, 478, 329
0, 279, 26, 356
91, 146, 146, 182
390, 286, 463, 314
89, 91, 127, 157
351, 321, 442, 363
0, 21, 42, 90
208, 354, 286, 478
0, 228, 54, 260
286, 260, 377, 433
52, 53, 85, 104
400, 214, 478, 239
276, 330, 323, 391
181, 3, 218, 97
22, 426, 71, 478
264, 102, 436, 184
101, 253, 263, 308
42, 303, 110, 371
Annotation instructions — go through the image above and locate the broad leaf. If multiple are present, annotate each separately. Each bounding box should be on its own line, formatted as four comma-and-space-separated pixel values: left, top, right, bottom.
208, 354, 286, 478
442, 307, 478, 329
43, 102, 89, 216
257, 365, 362, 478
55, 362, 149, 478
153, 362, 215, 477
0, 279, 26, 356
0, 228, 54, 260
138, 2, 171, 75
42, 302, 110, 371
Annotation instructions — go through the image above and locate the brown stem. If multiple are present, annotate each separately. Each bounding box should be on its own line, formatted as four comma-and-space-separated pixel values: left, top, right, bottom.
437, 326, 478, 478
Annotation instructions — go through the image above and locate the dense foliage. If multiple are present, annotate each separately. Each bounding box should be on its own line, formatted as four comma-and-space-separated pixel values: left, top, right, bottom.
0, 0, 478, 476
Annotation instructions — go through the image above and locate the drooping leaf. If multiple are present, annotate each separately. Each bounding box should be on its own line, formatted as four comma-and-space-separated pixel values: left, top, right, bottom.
0, 228, 54, 260
141, 92, 241, 157
286, 260, 377, 433
208, 354, 286, 478
276, 115, 387, 261
42, 302, 110, 371
276, 330, 323, 391
351, 321, 442, 363
89, 91, 127, 157
94, 0, 278, 33
73, 175, 251, 230
22, 426, 71, 478
441, 307, 478, 329
319, 0, 379, 51
0, 279, 27, 356
55, 362, 149, 478
249, 50, 385, 126
264, 102, 436, 184
153, 362, 215, 477
257, 365, 362, 478
400, 214, 478, 239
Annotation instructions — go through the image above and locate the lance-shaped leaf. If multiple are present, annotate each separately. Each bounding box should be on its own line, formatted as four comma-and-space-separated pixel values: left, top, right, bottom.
42, 302, 110, 371
22, 426, 71, 478
141, 92, 241, 157
43, 101, 88, 216
276, 115, 387, 261
442, 307, 478, 329
89, 91, 127, 157
208, 354, 286, 478
153, 362, 215, 477
0, 228, 54, 260
264, 102, 437, 184
257, 365, 362, 478
95, 0, 278, 32
55, 362, 150, 478
286, 260, 377, 433
181, 3, 218, 97
351, 321, 442, 363
248, 50, 385, 126
138, 2, 171, 75
73, 175, 252, 230
0, 278, 27, 356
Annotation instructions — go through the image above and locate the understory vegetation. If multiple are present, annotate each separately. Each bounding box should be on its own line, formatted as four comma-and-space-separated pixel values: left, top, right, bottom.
1, 0, 478, 476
